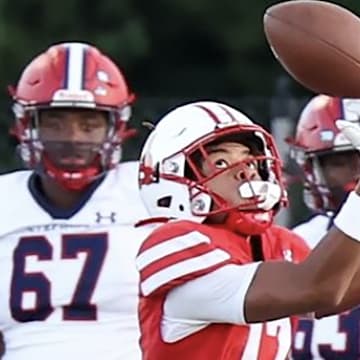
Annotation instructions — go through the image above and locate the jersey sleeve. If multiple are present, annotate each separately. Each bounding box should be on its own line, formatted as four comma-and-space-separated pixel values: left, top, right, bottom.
136, 221, 233, 297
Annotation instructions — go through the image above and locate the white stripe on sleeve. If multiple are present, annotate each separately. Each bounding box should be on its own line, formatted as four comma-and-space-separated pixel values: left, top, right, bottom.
141, 249, 230, 296
136, 231, 211, 270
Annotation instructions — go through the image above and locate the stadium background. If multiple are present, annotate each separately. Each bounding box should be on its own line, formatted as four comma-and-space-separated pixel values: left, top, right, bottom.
0, 0, 358, 226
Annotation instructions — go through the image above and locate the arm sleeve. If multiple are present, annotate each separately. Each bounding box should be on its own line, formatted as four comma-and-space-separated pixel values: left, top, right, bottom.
163, 262, 262, 325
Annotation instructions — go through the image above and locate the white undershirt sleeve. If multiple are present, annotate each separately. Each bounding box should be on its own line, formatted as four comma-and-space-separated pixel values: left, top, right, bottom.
162, 262, 261, 342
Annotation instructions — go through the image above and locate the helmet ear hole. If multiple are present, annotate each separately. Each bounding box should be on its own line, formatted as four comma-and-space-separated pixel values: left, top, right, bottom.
157, 196, 172, 208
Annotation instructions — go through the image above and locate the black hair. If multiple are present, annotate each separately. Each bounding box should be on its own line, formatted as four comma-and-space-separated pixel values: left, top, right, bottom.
185, 131, 270, 180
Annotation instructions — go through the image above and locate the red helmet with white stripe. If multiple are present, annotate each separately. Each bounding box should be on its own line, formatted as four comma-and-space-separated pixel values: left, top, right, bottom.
11, 42, 135, 190
139, 101, 287, 235
287, 95, 359, 212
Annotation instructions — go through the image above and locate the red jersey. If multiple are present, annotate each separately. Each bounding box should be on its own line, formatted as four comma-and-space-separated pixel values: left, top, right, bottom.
137, 220, 310, 360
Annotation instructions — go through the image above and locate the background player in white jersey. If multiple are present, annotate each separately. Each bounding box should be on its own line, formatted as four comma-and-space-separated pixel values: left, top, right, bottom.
0, 42, 148, 359
287, 95, 360, 359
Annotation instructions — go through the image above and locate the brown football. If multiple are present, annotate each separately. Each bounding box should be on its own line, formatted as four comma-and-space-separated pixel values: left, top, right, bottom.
264, 0, 360, 97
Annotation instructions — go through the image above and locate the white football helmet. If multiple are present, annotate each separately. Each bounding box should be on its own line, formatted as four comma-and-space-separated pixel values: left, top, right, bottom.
139, 101, 287, 234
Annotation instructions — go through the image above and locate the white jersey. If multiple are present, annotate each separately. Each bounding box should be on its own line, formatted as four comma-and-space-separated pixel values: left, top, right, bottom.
291, 214, 330, 250
292, 214, 360, 359
0, 161, 151, 360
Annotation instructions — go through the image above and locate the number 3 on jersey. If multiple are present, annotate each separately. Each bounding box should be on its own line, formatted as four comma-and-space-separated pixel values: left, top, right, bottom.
10, 233, 108, 322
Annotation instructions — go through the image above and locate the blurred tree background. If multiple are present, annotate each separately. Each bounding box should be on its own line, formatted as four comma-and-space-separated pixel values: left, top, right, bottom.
0, 0, 358, 225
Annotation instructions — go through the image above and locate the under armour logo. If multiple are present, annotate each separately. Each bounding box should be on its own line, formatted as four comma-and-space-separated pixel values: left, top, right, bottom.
95, 212, 117, 224
283, 249, 293, 262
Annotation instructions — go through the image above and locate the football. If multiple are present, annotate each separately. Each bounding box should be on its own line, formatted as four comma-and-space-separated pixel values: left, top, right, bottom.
263, 0, 360, 97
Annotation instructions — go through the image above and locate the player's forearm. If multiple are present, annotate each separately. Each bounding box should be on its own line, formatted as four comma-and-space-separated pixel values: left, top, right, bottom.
245, 233, 358, 322
315, 266, 360, 318
245, 192, 360, 323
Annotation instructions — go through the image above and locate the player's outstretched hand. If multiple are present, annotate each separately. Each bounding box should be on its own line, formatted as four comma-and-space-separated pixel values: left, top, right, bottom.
336, 120, 360, 150
336, 120, 360, 194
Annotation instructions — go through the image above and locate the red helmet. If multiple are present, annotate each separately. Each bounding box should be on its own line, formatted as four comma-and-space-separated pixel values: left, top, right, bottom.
11, 42, 135, 190
287, 95, 359, 212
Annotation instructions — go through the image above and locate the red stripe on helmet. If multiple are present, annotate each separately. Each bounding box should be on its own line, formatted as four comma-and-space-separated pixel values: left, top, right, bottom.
219, 104, 237, 122
195, 104, 221, 124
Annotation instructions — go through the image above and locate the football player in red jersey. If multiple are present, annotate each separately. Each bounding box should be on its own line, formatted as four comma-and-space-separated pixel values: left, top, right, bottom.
288, 95, 360, 359
136, 100, 360, 360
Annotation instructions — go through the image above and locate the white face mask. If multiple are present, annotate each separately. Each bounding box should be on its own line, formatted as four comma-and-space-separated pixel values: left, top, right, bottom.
238, 180, 282, 211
